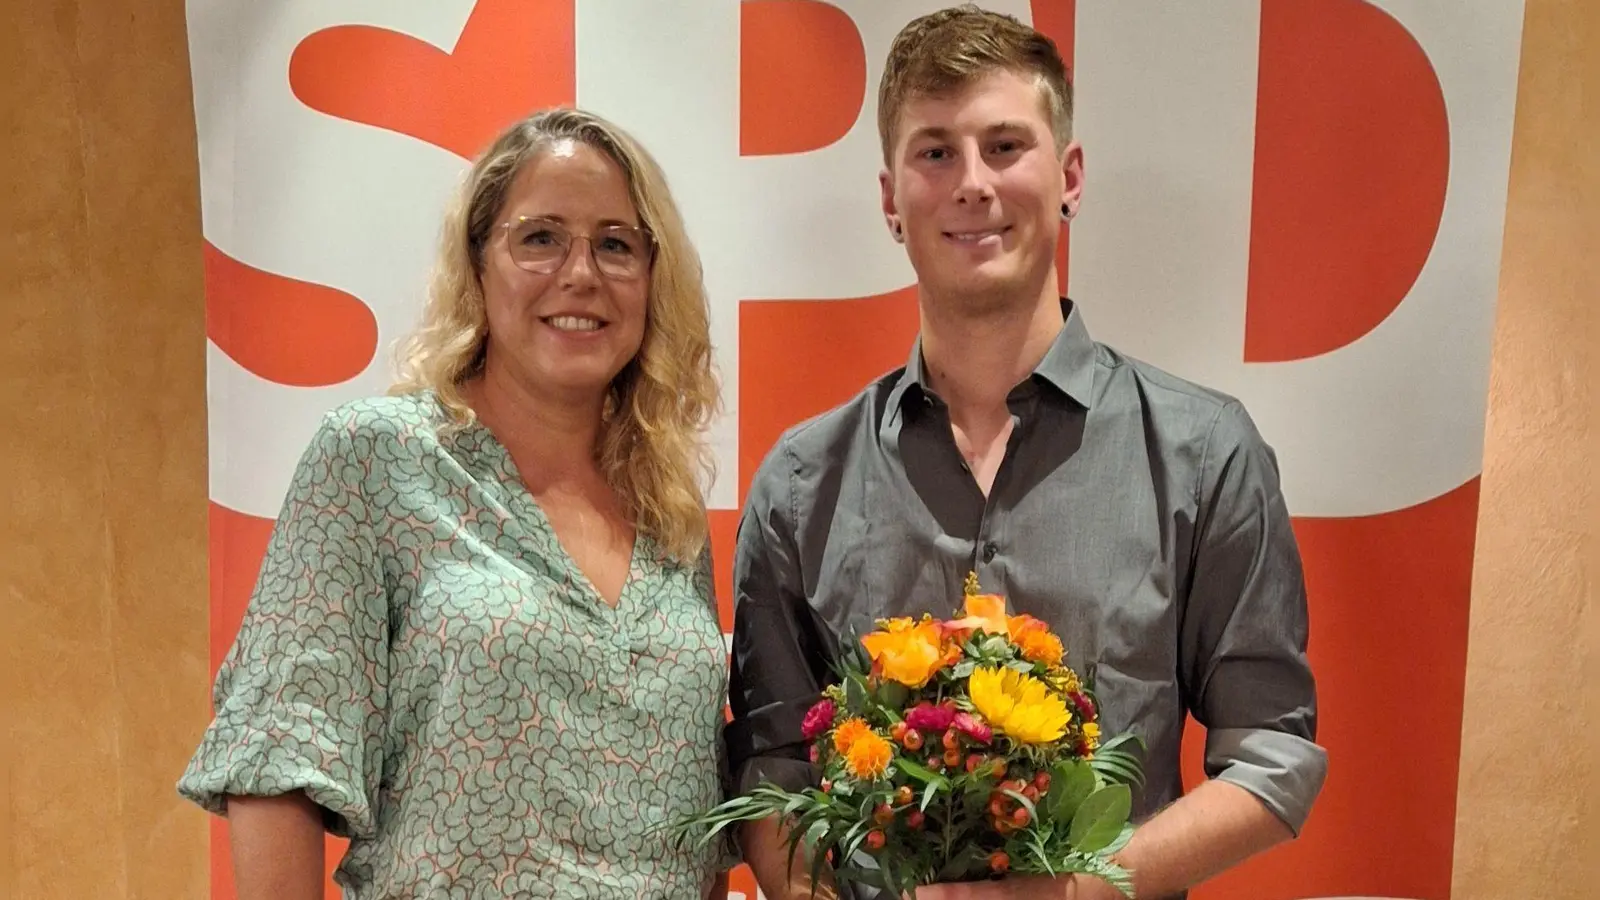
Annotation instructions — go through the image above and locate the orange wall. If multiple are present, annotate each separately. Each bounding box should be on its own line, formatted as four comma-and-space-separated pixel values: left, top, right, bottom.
0, 2, 1591, 899
1450, 0, 1597, 897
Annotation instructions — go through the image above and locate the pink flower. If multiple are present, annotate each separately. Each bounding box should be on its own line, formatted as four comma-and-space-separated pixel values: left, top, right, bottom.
1071, 691, 1097, 720
801, 698, 836, 741
905, 702, 956, 732
953, 712, 993, 745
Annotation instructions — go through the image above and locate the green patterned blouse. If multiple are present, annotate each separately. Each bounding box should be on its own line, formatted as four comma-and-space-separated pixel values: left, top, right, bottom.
179, 392, 734, 898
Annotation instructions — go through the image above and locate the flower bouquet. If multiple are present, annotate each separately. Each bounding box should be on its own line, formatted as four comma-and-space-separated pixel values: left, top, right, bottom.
673, 574, 1145, 897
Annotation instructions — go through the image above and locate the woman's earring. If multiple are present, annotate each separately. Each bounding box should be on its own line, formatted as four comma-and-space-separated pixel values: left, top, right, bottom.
1061, 203, 1075, 221
891, 220, 904, 240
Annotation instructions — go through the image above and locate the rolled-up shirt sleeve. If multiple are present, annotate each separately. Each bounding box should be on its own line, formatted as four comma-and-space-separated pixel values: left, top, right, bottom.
1181, 400, 1328, 836
177, 410, 389, 838
725, 435, 836, 797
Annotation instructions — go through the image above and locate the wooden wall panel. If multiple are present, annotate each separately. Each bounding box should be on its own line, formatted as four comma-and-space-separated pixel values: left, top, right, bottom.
0, 0, 210, 898
1453, 0, 1598, 897
0, 1, 1592, 898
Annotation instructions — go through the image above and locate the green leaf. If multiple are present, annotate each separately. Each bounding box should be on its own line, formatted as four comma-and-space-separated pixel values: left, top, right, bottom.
1001, 788, 1039, 823
1006, 659, 1036, 674
1104, 822, 1136, 855
845, 675, 866, 710
895, 756, 948, 788
920, 778, 942, 813
877, 680, 910, 709
935, 843, 987, 881
1068, 784, 1133, 853
1089, 749, 1146, 789
952, 660, 977, 679
979, 635, 1011, 657
1047, 760, 1097, 823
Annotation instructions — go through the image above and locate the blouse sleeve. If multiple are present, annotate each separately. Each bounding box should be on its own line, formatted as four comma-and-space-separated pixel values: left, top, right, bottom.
177, 409, 390, 839
697, 539, 745, 873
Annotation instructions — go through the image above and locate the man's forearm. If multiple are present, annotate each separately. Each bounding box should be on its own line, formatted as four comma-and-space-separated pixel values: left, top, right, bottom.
1087, 779, 1294, 900
739, 817, 839, 900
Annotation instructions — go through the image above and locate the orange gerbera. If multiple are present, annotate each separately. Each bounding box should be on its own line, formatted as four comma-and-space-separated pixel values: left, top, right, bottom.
844, 731, 893, 780
832, 717, 873, 756
862, 619, 947, 687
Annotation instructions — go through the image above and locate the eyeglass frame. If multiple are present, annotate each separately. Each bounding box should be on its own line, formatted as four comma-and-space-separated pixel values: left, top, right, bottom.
496, 215, 657, 280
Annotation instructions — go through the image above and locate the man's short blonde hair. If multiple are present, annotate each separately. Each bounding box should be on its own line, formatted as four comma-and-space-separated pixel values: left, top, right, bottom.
877, 4, 1073, 164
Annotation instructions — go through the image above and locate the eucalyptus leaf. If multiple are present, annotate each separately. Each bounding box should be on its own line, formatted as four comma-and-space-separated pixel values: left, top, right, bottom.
952, 660, 977, 679
1068, 784, 1132, 853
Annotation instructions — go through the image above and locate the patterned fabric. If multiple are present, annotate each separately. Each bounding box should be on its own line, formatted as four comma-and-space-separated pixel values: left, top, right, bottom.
179, 391, 733, 898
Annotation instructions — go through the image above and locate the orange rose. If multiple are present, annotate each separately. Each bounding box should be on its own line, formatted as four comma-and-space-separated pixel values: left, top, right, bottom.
861, 620, 947, 687
945, 593, 1010, 638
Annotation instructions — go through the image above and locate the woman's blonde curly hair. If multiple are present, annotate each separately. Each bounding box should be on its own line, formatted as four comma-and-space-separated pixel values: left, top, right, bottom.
391, 107, 719, 564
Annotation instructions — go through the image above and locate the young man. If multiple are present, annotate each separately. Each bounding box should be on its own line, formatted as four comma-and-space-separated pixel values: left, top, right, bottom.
724, 7, 1326, 899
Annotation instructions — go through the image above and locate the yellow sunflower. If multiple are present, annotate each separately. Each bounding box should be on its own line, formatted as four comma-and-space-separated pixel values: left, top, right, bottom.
968, 666, 1072, 744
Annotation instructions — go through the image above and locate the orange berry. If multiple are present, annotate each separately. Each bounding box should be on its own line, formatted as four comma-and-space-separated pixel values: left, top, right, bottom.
944, 748, 963, 768
902, 730, 924, 751
988, 796, 1007, 818
906, 810, 925, 829
874, 803, 895, 825
942, 729, 961, 751
1022, 784, 1040, 802
1012, 806, 1031, 827
891, 722, 909, 742
989, 851, 1010, 873
1033, 771, 1051, 792
991, 760, 1008, 780
966, 754, 985, 773
866, 829, 887, 851
895, 786, 915, 806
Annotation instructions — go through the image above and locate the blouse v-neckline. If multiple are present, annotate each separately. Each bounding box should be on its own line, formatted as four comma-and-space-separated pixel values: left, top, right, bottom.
465, 413, 645, 615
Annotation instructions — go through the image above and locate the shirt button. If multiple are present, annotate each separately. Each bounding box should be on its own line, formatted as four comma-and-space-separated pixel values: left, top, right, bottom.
981, 541, 998, 563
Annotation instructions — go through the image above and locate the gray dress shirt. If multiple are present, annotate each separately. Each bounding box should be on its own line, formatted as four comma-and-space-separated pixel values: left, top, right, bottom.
725, 299, 1326, 896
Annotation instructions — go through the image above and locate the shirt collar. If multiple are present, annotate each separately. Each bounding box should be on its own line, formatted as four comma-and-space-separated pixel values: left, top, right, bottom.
888, 298, 1098, 415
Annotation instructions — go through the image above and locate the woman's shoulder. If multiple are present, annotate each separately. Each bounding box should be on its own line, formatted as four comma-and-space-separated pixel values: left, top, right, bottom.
311, 390, 453, 444
287, 390, 465, 477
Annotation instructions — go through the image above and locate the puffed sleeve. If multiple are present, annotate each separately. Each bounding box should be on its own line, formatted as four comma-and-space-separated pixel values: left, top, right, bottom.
1180, 400, 1327, 836
177, 409, 389, 838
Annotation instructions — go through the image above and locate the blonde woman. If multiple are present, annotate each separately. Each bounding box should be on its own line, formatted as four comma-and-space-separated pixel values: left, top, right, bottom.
179, 108, 732, 899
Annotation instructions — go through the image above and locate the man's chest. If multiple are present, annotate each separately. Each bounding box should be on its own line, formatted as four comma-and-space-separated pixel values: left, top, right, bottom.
800, 421, 1200, 682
